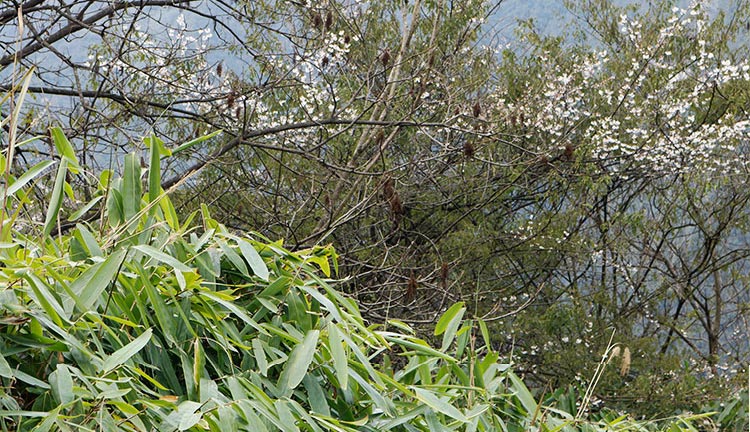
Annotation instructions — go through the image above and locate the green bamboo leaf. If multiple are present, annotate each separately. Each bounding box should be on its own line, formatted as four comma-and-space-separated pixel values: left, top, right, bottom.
67, 195, 103, 222
33, 406, 60, 432
106, 187, 124, 227
204, 292, 267, 334
298, 285, 342, 322
437, 303, 465, 351
279, 329, 319, 392
137, 268, 176, 346
74, 224, 103, 257
101, 328, 152, 373
50, 126, 81, 174
159, 194, 180, 230
132, 244, 192, 272
69, 249, 126, 313
2, 160, 53, 197
25, 274, 67, 326
274, 400, 300, 432
237, 238, 269, 281
193, 338, 204, 392
217, 239, 249, 277
252, 338, 268, 376
379, 333, 456, 362
508, 371, 537, 414
42, 158, 68, 237
51, 364, 74, 405
145, 134, 164, 209
435, 302, 465, 335
123, 152, 142, 221
13, 368, 51, 389
478, 319, 492, 352
171, 130, 222, 155
0, 352, 12, 378
327, 323, 348, 390
302, 375, 330, 417
412, 387, 467, 422
4, 68, 35, 165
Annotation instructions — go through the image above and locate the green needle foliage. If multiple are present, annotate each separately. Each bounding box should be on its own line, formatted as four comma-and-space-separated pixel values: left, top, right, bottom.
0, 115, 731, 430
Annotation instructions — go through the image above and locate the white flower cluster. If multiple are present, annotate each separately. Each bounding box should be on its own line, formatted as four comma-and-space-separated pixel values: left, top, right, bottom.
88, 13, 216, 115
494, 2, 750, 179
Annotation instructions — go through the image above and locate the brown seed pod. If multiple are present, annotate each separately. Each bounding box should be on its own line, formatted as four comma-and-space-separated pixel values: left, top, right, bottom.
325, 10, 333, 30
472, 101, 482, 118
382, 176, 404, 220
463, 141, 475, 158
440, 262, 449, 288
216, 62, 223, 77
563, 143, 575, 160
374, 129, 385, 145
226, 90, 237, 109
312, 12, 323, 29
381, 48, 391, 67
321, 55, 329, 67
406, 272, 418, 302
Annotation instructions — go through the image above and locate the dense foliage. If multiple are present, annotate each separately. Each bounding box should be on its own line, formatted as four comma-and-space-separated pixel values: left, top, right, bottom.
0, 124, 727, 430
0, 0, 748, 424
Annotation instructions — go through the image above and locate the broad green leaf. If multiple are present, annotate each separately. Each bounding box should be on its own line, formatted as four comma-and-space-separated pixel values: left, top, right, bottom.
42, 158, 68, 237
327, 323, 348, 390
279, 329, 319, 392
133, 244, 192, 272
101, 328, 153, 373
237, 238, 269, 280
123, 152, 142, 221
50, 126, 81, 174
412, 387, 467, 422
